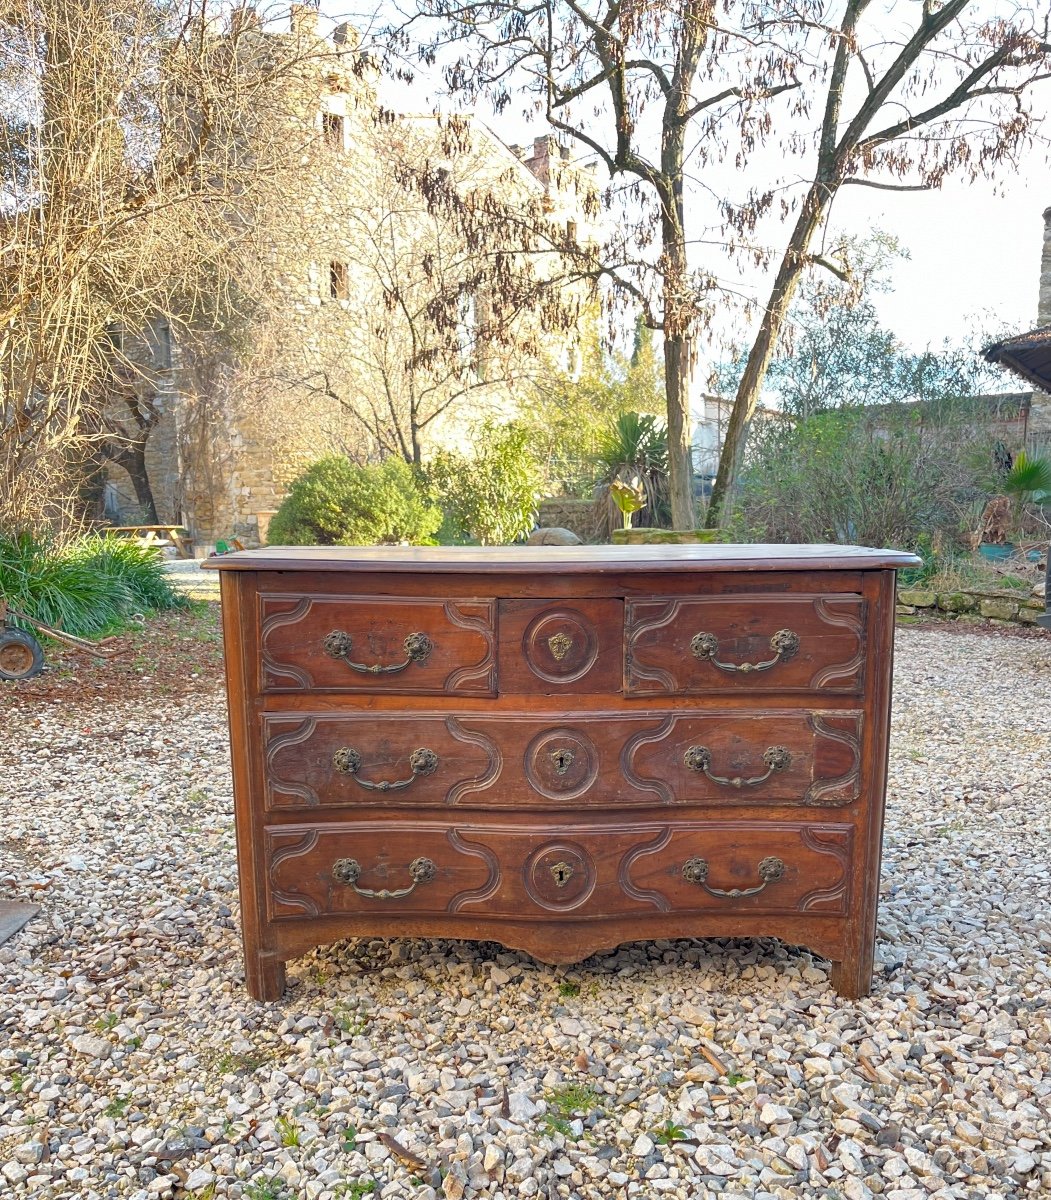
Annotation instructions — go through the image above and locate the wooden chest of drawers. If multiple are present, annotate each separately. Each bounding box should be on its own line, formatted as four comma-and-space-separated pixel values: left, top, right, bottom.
206, 544, 918, 1001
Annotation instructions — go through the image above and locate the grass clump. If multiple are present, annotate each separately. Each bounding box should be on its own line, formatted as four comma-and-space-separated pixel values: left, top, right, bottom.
275, 1115, 301, 1147
652, 1120, 687, 1144
244, 1179, 284, 1200
541, 1082, 601, 1138
0, 530, 183, 638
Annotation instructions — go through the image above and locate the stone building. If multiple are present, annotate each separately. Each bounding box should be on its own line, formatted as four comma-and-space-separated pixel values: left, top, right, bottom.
104, 7, 597, 550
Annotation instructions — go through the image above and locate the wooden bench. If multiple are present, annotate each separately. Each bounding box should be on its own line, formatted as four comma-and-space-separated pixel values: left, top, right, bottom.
105, 525, 195, 559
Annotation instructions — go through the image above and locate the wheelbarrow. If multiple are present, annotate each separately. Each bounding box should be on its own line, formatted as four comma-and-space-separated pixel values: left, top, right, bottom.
0, 599, 125, 681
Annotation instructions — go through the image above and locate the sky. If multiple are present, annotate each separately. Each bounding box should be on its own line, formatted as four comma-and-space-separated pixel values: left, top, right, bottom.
831, 158, 1047, 353
321, 1, 1050, 360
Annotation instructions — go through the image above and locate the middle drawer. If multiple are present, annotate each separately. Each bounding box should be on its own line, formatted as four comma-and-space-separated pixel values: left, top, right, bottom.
262, 710, 863, 811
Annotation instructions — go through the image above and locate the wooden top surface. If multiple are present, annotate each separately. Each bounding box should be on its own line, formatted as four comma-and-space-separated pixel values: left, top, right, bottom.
202, 543, 921, 573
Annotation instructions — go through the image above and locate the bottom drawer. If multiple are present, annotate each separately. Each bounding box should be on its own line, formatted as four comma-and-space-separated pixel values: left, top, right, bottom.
265, 820, 853, 922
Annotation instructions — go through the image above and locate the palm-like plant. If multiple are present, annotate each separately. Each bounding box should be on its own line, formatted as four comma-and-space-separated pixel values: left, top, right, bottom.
594, 412, 671, 527
1003, 450, 1051, 537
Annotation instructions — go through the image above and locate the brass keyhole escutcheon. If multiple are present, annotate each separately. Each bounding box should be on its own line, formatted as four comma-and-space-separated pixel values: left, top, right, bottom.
551, 748, 575, 775
549, 860, 575, 888
547, 631, 573, 660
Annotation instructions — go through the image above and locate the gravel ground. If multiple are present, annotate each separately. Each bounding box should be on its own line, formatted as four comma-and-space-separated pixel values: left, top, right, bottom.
1, 624, 1050, 1200
163, 561, 221, 603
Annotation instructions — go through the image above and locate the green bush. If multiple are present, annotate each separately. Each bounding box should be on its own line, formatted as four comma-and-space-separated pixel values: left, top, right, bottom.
427, 421, 542, 545
728, 400, 997, 551
0, 531, 183, 638
267, 457, 441, 546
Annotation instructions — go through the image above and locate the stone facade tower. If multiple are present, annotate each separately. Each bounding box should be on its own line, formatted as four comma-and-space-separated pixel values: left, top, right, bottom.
1031, 205, 1051, 434
1040, 206, 1051, 326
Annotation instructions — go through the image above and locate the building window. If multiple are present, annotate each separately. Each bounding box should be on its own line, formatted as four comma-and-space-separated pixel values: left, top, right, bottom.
329, 261, 349, 301
153, 320, 172, 370
566, 220, 577, 244
322, 111, 345, 150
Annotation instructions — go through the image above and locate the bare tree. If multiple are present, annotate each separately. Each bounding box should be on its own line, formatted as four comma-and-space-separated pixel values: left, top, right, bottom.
0, 0, 338, 528
704, 0, 1051, 525
388, 0, 805, 527
245, 110, 591, 467
388, 0, 1049, 530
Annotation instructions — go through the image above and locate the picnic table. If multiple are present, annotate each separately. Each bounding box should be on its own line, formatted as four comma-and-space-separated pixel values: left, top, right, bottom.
105, 524, 195, 559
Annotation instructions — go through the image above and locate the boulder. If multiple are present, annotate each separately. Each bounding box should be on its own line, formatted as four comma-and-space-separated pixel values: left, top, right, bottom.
897, 588, 936, 607
527, 527, 583, 546
938, 591, 976, 613
978, 596, 1018, 621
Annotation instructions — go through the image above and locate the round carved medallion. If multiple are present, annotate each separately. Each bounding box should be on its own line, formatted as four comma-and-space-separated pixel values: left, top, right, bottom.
520, 608, 599, 683
524, 727, 599, 800
524, 840, 596, 911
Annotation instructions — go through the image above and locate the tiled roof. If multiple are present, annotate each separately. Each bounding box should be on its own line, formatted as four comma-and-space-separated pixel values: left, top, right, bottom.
983, 325, 1051, 391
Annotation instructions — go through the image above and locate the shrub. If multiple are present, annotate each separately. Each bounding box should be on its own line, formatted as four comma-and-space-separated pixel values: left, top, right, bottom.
267, 456, 441, 546
427, 421, 542, 545
72, 536, 183, 611
0, 531, 183, 638
728, 400, 997, 551
594, 411, 670, 528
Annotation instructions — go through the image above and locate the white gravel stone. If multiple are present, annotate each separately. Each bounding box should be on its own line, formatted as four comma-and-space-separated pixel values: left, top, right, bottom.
69, 1033, 113, 1059
508, 1093, 541, 1121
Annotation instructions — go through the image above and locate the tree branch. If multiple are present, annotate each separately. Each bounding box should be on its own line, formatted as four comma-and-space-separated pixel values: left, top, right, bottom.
676, 80, 801, 127
839, 178, 933, 192
811, 254, 851, 282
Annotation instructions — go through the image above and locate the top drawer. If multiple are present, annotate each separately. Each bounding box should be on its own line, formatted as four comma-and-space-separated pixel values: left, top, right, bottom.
625, 594, 866, 695
259, 594, 496, 695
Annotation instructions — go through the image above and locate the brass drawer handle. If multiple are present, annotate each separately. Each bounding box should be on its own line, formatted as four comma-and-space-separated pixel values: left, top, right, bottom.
322, 630, 434, 675
684, 744, 791, 788
690, 628, 799, 674
332, 746, 439, 790
332, 856, 437, 899
682, 855, 785, 898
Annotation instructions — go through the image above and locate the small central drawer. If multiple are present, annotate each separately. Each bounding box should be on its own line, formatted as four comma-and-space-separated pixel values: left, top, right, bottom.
258, 594, 496, 695
498, 599, 623, 694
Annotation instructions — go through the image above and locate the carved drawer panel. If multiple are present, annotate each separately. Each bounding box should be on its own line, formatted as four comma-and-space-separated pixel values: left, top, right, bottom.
623, 821, 853, 917
259, 595, 496, 694
264, 710, 864, 811
265, 823, 495, 920
624, 711, 863, 807
498, 599, 623, 694
625, 594, 866, 695
264, 819, 853, 922
263, 714, 499, 811
263, 713, 657, 810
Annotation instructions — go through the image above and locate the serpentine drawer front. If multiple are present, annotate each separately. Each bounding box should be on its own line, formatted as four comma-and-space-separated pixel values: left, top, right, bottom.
264, 820, 854, 922
261, 709, 863, 810
205, 543, 918, 1002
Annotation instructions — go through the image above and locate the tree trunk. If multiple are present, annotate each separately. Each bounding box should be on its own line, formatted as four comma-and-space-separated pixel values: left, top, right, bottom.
660, 150, 694, 531
125, 449, 160, 524
705, 185, 833, 528
103, 436, 160, 523
664, 330, 694, 529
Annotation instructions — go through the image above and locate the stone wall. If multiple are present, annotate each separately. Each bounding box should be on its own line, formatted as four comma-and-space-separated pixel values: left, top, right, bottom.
897, 586, 1047, 627
537, 497, 606, 543
1040, 206, 1051, 326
